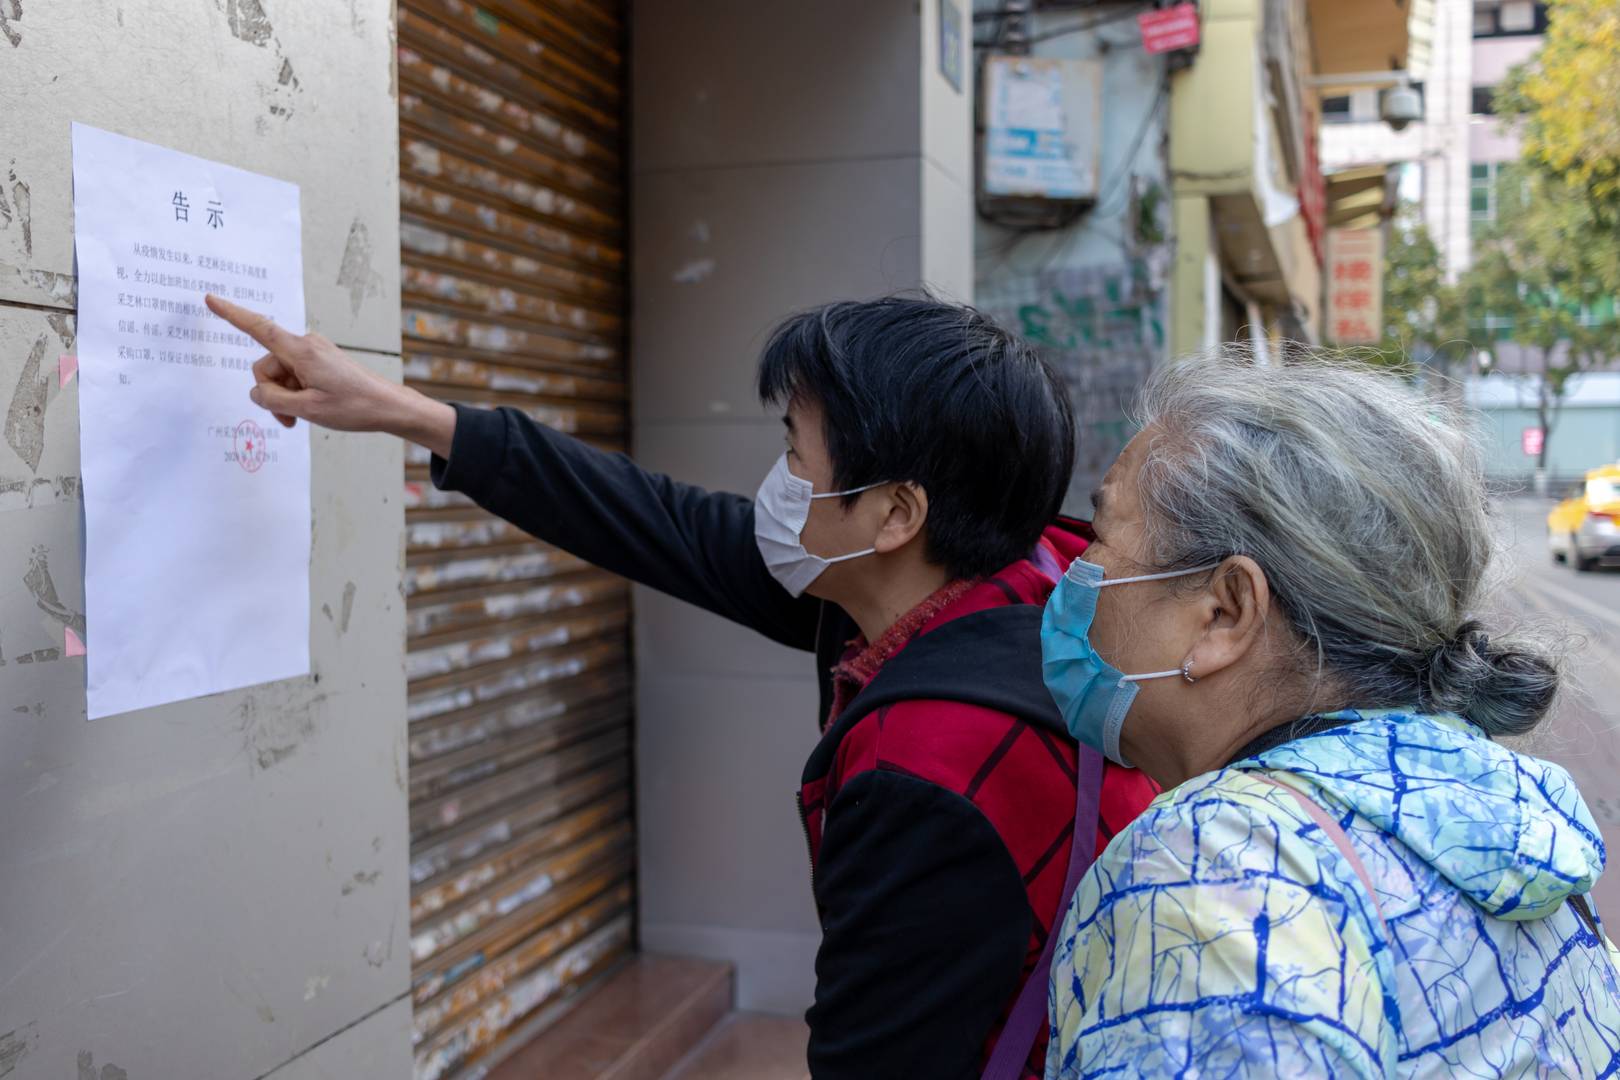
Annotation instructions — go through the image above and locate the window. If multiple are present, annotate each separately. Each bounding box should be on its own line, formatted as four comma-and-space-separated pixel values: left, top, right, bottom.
1473, 0, 1549, 37
1579, 296, 1618, 327
1500, 0, 1536, 31
1470, 162, 1501, 222
1468, 310, 1517, 341
1471, 86, 1497, 116
1322, 95, 1352, 124
1396, 160, 1423, 202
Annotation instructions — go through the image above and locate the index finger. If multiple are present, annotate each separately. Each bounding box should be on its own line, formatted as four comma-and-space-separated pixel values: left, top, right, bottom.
205, 294, 299, 356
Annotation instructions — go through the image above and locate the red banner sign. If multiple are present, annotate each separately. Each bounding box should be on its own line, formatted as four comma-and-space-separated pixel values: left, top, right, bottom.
1326, 229, 1384, 345
1301, 114, 1326, 266
1139, 4, 1201, 54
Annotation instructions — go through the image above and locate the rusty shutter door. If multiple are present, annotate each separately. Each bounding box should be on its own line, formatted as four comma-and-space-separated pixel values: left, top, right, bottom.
395, 2, 630, 1076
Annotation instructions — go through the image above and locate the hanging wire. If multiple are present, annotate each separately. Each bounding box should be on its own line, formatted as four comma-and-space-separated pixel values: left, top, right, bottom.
1092, 71, 1171, 217
1026, 4, 1150, 44
974, 3, 1150, 49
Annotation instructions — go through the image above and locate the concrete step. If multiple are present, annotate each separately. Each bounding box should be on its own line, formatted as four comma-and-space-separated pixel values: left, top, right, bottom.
662, 1013, 810, 1080
482, 954, 733, 1080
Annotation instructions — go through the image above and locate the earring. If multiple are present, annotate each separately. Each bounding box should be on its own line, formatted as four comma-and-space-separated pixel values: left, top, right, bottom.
1182, 659, 1197, 684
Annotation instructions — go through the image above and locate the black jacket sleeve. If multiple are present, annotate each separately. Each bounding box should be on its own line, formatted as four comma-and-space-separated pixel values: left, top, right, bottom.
429, 403, 821, 651
808, 770, 1033, 1080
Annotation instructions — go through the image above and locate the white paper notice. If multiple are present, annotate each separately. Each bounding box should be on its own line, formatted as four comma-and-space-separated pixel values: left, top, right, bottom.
71, 123, 310, 720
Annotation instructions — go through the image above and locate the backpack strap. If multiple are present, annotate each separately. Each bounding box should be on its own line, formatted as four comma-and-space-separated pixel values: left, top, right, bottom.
1251, 773, 1390, 939
981, 745, 1105, 1080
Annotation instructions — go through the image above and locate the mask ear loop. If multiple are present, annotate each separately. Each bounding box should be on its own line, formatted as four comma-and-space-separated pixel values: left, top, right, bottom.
1120, 666, 1186, 683
1120, 658, 1201, 685
803, 479, 891, 566
1094, 563, 1223, 588
808, 479, 891, 500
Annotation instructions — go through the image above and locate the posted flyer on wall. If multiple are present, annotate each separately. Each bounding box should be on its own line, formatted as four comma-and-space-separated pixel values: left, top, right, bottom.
71, 123, 310, 720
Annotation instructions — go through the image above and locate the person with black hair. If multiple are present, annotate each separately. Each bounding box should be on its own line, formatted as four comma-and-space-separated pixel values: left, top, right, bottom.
206, 291, 1159, 1079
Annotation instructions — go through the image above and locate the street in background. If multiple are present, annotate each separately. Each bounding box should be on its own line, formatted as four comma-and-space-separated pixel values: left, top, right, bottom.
1499, 496, 1620, 917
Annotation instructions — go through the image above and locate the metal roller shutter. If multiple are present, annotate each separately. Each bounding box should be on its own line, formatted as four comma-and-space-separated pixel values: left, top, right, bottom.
395, 2, 630, 1076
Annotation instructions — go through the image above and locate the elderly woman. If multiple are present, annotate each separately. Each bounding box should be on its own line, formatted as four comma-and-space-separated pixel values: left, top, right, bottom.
1039, 353, 1620, 1077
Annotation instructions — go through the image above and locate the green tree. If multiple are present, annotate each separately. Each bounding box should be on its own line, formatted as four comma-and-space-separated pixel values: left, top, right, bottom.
1497, 0, 1620, 219
1370, 206, 1467, 374
1464, 166, 1620, 476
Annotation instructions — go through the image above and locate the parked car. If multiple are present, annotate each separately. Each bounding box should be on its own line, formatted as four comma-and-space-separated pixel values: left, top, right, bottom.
1548, 465, 1620, 571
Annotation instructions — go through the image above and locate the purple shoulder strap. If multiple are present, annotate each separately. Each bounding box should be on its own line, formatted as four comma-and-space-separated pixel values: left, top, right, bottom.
981, 745, 1106, 1080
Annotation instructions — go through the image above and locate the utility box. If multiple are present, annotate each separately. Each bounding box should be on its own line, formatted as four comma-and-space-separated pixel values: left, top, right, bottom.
981, 56, 1104, 203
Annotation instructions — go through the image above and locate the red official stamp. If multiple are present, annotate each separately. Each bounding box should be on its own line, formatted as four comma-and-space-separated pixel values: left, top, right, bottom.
234, 419, 268, 473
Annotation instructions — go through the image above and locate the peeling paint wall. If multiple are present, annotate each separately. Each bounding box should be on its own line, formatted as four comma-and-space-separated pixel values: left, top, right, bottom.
0, 3, 409, 1078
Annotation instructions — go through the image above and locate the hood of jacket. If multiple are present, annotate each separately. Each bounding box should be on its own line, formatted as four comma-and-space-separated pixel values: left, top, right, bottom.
1235, 708, 1605, 919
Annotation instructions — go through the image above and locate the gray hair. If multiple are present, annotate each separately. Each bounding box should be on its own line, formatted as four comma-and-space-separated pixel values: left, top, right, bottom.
1133, 348, 1559, 737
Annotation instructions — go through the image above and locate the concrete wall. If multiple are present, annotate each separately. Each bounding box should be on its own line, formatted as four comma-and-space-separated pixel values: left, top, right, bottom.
1468, 38, 1539, 169
1320, 115, 1428, 167
1170, 2, 1260, 196
1472, 34, 1541, 87
1166, 0, 1260, 358
1471, 114, 1526, 164
921, 0, 976, 301
1477, 116, 1522, 165
1170, 196, 1218, 356
628, 0, 973, 1014
1471, 374, 1620, 482
1476, 405, 1620, 482
1427, 0, 1475, 277
0, 4, 409, 1078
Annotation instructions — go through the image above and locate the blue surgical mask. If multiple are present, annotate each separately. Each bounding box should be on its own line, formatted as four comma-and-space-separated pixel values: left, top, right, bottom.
1041, 557, 1218, 767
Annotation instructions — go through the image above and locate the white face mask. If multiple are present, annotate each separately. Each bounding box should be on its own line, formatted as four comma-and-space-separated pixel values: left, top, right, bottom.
753, 453, 888, 597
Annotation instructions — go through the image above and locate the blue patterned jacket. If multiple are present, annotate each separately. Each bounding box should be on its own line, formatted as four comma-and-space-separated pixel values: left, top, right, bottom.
1046, 709, 1620, 1077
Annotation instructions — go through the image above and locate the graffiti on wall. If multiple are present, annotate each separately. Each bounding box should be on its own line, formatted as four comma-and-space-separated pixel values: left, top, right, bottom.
977, 258, 1166, 514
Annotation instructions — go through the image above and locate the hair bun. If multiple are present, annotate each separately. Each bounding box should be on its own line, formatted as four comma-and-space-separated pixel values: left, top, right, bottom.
1424, 620, 1558, 737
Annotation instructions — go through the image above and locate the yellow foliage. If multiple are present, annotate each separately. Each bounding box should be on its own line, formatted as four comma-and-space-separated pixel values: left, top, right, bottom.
1514, 0, 1620, 206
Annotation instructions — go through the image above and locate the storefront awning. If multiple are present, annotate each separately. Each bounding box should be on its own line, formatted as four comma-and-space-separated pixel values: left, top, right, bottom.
1324, 164, 1397, 231
1306, 0, 1410, 77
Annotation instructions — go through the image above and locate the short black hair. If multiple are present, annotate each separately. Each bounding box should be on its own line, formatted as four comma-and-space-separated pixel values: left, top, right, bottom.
757, 295, 1075, 580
